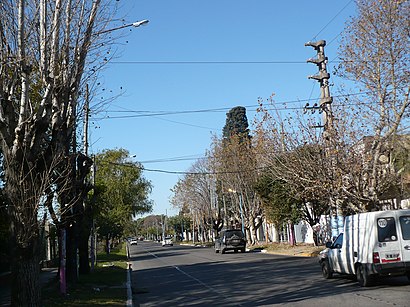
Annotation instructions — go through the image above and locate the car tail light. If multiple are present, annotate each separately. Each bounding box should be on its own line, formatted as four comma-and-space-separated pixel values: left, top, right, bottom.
373, 252, 380, 264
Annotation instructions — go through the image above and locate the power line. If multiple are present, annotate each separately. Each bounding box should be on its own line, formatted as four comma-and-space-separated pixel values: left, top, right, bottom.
110, 60, 316, 65
100, 159, 267, 176
140, 155, 205, 164
311, 0, 354, 42
92, 90, 382, 120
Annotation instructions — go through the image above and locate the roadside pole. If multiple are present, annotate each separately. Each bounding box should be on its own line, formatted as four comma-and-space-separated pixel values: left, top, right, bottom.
126, 243, 133, 306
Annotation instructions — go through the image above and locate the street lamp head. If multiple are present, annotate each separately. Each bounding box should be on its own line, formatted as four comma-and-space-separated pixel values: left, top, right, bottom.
95, 19, 149, 35
132, 19, 149, 28
227, 188, 236, 193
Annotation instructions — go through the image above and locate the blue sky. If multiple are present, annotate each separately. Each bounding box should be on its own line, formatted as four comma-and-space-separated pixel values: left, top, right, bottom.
89, 0, 357, 217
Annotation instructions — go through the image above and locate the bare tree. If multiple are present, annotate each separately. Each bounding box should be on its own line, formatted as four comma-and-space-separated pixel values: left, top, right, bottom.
171, 158, 219, 242
336, 0, 410, 209
0, 0, 124, 304
211, 133, 263, 244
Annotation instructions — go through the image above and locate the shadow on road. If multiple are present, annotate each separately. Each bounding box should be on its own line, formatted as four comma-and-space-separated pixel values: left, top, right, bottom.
129, 243, 410, 306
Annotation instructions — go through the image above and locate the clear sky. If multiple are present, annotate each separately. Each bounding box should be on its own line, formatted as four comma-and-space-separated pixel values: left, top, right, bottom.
89, 0, 357, 217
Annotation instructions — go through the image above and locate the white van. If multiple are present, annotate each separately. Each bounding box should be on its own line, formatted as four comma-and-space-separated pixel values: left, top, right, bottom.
319, 209, 410, 286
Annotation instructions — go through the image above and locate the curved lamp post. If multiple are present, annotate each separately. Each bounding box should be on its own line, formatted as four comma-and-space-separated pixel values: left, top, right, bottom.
96, 19, 149, 35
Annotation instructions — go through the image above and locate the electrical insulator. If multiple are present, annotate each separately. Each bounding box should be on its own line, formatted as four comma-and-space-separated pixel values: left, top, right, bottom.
305, 40, 326, 49
307, 53, 327, 65
308, 71, 330, 81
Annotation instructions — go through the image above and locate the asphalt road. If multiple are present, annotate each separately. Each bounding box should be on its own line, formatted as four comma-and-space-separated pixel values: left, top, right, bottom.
129, 241, 410, 307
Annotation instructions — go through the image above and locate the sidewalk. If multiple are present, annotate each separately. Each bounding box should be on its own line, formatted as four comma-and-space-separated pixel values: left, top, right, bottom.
0, 268, 58, 307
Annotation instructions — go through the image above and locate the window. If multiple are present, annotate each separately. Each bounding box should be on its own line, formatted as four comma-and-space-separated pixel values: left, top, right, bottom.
224, 230, 244, 238
377, 217, 397, 242
333, 233, 343, 249
399, 216, 410, 240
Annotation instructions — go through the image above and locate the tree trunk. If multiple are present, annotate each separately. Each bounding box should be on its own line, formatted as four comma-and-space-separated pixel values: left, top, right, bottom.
105, 235, 110, 254
288, 222, 296, 246
65, 223, 78, 283
78, 215, 91, 274
273, 224, 280, 242
78, 238, 90, 275
10, 238, 41, 306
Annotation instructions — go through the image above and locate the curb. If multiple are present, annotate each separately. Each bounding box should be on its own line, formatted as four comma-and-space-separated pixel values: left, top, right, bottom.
126, 262, 132, 307
260, 249, 320, 257
126, 244, 133, 307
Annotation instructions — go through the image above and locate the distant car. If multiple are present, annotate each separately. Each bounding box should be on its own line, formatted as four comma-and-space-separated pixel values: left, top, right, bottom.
214, 229, 246, 254
162, 237, 173, 246
129, 239, 138, 245
138, 236, 145, 241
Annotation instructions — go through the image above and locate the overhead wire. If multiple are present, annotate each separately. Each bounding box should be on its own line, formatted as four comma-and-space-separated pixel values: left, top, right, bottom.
93, 1, 360, 176
310, 0, 354, 42
92, 89, 382, 120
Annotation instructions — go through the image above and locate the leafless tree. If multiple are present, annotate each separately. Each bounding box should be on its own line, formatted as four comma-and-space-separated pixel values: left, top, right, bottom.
210, 134, 263, 244
0, 0, 125, 304
171, 158, 219, 242
336, 0, 410, 210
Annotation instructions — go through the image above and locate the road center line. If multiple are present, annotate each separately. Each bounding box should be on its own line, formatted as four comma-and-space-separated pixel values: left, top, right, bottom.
145, 249, 243, 306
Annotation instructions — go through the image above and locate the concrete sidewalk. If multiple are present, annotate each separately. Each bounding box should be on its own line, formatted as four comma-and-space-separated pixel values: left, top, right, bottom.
0, 268, 58, 306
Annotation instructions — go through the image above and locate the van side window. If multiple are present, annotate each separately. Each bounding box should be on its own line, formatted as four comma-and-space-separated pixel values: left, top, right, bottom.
333, 233, 343, 248
377, 217, 397, 242
399, 216, 410, 240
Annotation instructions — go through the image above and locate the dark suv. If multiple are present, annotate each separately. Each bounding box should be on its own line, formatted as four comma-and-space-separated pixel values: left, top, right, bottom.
214, 229, 246, 254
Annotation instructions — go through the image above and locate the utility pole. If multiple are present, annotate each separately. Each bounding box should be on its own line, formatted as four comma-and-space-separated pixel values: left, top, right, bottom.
304, 40, 333, 135
83, 84, 90, 156
83, 84, 96, 271
305, 40, 341, 238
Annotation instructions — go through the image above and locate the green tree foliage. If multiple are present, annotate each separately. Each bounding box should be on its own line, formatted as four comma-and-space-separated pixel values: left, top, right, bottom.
216, 107, 263, 244
167, 214, 192, 241
222, 106, 250, 140
255, 175, 300, 228
94, 149, 152, 252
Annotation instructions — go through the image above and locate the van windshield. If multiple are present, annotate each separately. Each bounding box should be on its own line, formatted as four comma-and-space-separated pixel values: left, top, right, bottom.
399, 216, 410, 240
377, 217, 397, 242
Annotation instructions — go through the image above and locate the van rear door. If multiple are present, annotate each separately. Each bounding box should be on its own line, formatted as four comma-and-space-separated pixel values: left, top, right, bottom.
398, 214, 410, 266
376, 216, 402, 264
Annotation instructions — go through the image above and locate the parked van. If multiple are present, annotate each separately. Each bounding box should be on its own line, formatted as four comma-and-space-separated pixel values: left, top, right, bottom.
318, 209, 410, 286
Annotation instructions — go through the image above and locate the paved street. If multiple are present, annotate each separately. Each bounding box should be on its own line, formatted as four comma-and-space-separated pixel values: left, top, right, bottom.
129, 241, 410, 307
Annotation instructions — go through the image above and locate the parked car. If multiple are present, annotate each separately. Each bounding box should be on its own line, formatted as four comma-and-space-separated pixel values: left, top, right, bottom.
318, 209, 410, 287
214, 229, 246, 254
162, 237, 173, 247
129, 238, 138, 245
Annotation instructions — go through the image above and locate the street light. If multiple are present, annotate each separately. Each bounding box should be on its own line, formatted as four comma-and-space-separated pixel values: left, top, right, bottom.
96, 19, 149, 35
84, 18, 148, 272
228, 189, 245, 236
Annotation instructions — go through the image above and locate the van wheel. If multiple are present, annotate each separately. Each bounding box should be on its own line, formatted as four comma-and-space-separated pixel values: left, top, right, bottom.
356, 264, 373, 287
221, 249, 225, 254
321, 260, 333, 279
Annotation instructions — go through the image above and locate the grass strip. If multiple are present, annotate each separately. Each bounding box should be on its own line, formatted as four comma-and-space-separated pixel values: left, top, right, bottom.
42, 243, 128, 306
